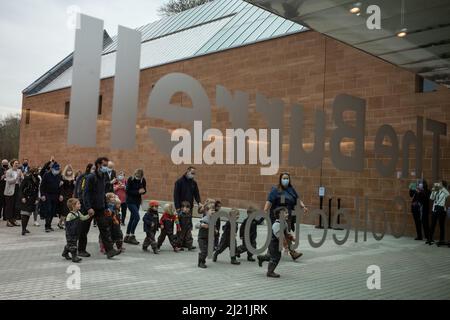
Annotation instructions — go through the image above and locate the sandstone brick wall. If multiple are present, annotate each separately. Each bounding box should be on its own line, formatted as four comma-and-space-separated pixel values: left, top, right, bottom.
20, 30, 450, 238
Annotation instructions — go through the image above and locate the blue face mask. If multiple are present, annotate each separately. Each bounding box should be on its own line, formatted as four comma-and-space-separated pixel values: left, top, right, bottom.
281, 178, 290, 187
107, 203, 115, 211
100, 166, 108, 173
51, 169, 60, 176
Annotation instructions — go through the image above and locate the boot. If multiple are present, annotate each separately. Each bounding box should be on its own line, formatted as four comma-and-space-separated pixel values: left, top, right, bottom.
71, 251, 82, 263
267, 262, 280, 278
123, 235, 130, 244
142, 245, 149, 252
116, 241, 123, 254
106, 249, 120, 259
230, 257, 240, 265
152, 246, 160, 254
188, 246, 196, 251
289, 250, 303, 261
247, 255, 256, 262
198, 257, 207, 269
257, 255, 268, 267
78, 251, 91, 257
213, 251, 218, 262
62, 247, 71, 260
21, 216, 30, 235
128, 235, 140, 245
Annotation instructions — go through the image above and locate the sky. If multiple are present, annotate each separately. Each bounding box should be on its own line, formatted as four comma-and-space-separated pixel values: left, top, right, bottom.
0, 0, 169, 118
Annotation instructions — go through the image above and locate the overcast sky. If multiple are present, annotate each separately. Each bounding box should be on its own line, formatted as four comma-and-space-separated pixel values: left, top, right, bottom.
0, 0, 169, 118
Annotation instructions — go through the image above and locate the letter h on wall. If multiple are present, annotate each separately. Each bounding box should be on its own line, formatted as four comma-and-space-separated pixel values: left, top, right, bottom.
67, 14, 141, 149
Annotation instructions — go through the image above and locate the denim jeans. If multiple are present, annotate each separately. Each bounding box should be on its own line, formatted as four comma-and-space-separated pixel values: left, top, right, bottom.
126, 203, 140, 235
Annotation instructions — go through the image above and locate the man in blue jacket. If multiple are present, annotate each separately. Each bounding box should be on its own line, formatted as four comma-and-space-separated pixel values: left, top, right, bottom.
83, 157, 119, 259
40, 162, 63, 232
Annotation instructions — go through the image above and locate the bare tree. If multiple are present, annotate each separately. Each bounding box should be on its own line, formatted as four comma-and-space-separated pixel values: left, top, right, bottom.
158, 0, 214, 17
0, 114, 21, 160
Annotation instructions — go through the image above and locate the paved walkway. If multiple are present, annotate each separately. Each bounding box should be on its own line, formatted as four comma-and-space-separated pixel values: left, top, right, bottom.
0, 215, 449, 300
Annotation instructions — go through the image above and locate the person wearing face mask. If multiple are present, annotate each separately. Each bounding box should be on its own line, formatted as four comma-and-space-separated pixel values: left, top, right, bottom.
20, 159, 30, 174
40, 162, 63, 232
57, 165, 76, 230
409, 179, 431, 241
113, 171, 127, 226
3, 159, 24, 227
105, 161, 117, 193
75, 163, 94, 256
18, 167, 40, 235
263, 172, 308, 261
174, 167, 201, 217
83, 157, 120, 259
0, 159, 9, 221
124, 169, 147, 245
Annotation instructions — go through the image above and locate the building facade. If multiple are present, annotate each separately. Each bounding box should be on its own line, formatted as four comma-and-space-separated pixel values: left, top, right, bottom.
20, 0, 450, 237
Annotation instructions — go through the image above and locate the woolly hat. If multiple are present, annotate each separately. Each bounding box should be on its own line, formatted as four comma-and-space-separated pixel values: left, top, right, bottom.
51, 162, 60, 171
149, 200, 159, 207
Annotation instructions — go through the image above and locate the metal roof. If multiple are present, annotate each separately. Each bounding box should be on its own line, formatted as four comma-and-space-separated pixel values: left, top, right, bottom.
246, 0, 450, 88
24, 0, 306, 96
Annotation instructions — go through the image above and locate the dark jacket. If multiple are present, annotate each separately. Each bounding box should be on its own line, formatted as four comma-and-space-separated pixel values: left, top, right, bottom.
40, 171, 62, 201
239, 217, 257, 242
126, 177, 147, 205
409, 188, 430, 215
143, 208, 159, 233
173, 175, 201, 210
83, 172, 107, 212
19, 174, 40, 212
220, 221, 239, 245
60, 179, 75, 215
74, 174, 83, 199
178, 211, 193, 231
105, 170, 117, 193
0, 166, 6, 196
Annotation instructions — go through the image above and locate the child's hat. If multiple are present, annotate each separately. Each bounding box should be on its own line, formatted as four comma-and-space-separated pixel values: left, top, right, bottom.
149, 200, 159, 207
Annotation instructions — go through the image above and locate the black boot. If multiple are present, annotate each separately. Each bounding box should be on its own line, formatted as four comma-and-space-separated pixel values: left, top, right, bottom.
128, 235, 140, 245
21, 215, 30, 235
257, 255, 268, 267
62, 247, 71, 260
71, 250, 82, 263
213, 251, 218, 262
247, 255, 256, 262
142, 245, 149, 252
230, 257, 241, 265
198, 257, 207, 268
106, 249, 120, 259
267, 262, 280, 278
289, 250, 303, 261
78, 251, 91, 257
116, 241, 123, 254
152, 246, 160, 254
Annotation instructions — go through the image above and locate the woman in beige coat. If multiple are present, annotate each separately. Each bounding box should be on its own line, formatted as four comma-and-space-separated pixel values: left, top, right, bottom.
3, 159, 23, 227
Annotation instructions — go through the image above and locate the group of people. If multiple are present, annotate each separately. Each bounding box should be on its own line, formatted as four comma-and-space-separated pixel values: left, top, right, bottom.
0, 157, 309, 278
409, 179, 450, 247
